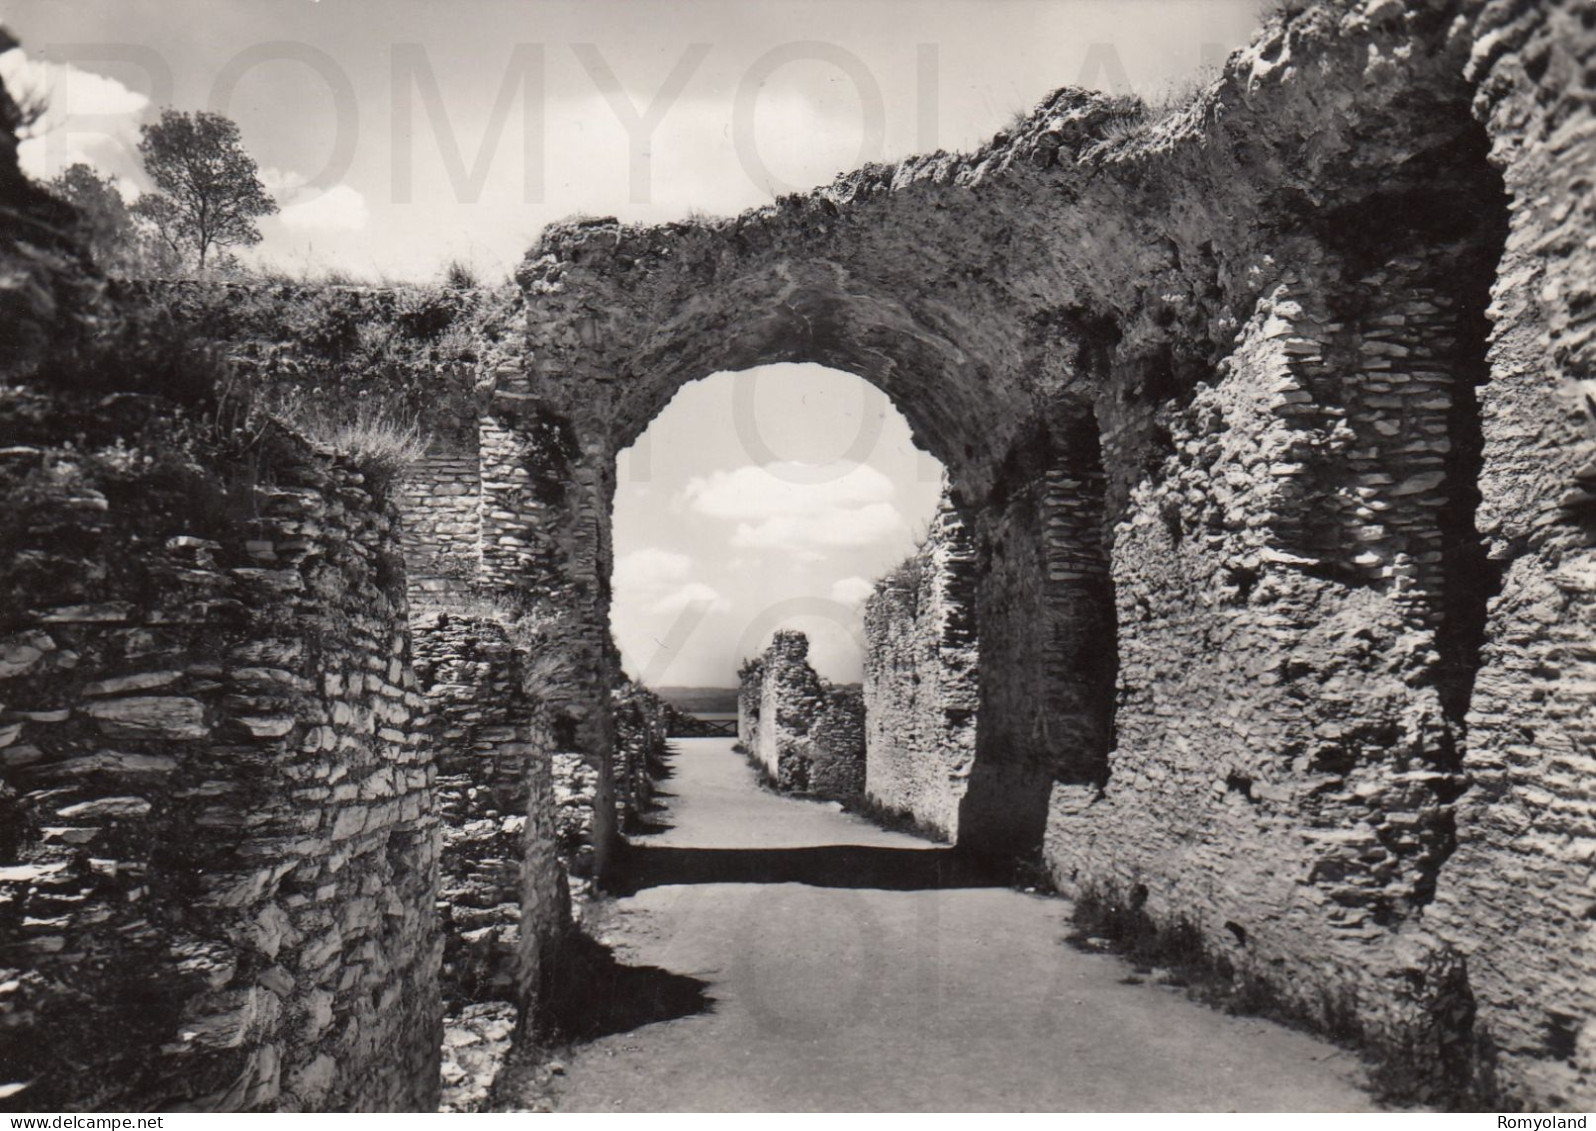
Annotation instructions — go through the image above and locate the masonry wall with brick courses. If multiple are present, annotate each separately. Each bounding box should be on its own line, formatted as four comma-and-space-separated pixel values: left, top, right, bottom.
862, 499, 978, 841
550, 751, 599, 914
0, 390, 441, 1113
474, 376, 620, 879
1039, 235, 1487, 1073
400, 434, 483, 615
806, 688, 866, 800
409, 613, 566, 1021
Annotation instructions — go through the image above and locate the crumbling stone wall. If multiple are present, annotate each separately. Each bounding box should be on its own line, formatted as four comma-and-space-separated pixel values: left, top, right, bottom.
4, 0, 1594, 1111
1044, 255, 1501, 1088
613, 680, 672, 826
740, 632, 865, 799
0, 81, 589, 1107
502, 0, 1596, 1106
862, 497, 978, 840
736, 658, 763, 751
0, 391, 441, 1112
807, 689, 866, 799
409, 612, 566, 1111
1420, 0, 1596, 1105
79, 269, 585, 1077
410, 613, 564, 1016
400, 434, 482, 614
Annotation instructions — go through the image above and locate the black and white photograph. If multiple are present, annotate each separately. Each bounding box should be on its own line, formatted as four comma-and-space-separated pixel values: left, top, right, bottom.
0, 0, 1590, 1116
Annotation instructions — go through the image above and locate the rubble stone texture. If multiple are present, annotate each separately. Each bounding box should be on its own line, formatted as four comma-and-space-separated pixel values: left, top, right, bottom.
738, 631, 866, 800
491, 0, 1596, 1107
0, 394, 441, 1112
862, 497, 979, 840
3, 0, 1596, 1111
410, 613, 564, 1018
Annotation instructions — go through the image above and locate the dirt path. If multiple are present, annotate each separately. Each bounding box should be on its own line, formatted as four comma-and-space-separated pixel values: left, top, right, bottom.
517, 738, 1377, 1112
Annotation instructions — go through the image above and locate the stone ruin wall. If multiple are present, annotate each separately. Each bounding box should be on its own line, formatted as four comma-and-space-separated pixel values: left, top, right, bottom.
1046, 256, 1501, 1090
1421, 0, 1596, 1104
0, 389, 441, 1112
506, 0, 1596, 1106
736, 658, 763, 751
1047, 1, 1596, 1106
408, 612, 568, 1109
408, 614, 565, 1013
399, 435, 482, 615
3, 0, 1595, 1111
612, 680, 673, 827
738, 632, 865, 800
0, 152, 571, 1106
806, 690, 867, 800
861, 497, 979, 840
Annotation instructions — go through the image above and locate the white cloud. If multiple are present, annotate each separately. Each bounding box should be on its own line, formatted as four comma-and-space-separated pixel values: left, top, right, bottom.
683, 461, 896, 517
829, 576, 876, 606
613, 547, 728, 616
615, 547, 691, 590
683, 462, 906, 556
650, 581, 729, 616
0, 48, 149, 182
732, 504, 904, 554
277, 181, 373, 231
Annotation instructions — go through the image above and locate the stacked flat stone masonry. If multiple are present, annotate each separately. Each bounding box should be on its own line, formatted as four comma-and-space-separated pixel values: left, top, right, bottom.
0, 391, 441, 1112
612, 680, 672, 827
410, 613, 565, 1015
408, 612, 566, 1110
862, 497, 978, 840
1045, 264, 1491, 1089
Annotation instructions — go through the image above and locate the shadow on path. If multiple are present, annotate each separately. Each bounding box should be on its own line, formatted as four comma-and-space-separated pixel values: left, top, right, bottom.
542, 931, 713, 1042
605, 843, 1008, 896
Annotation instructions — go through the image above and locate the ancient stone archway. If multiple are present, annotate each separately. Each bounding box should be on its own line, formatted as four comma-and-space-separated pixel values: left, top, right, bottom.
10, 0, 1596, 1111
475, 3, 1559, 1095
493, 224, 1119, 858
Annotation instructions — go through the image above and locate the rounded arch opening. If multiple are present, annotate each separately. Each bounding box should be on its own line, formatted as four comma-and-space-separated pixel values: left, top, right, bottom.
609, 362, 949, 693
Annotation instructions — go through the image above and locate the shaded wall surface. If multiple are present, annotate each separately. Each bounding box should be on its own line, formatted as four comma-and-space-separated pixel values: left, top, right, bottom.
0, 391, 441, 1112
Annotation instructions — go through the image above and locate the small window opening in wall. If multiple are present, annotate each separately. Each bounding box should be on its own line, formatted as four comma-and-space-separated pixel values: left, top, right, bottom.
1224, 771, 1254, 800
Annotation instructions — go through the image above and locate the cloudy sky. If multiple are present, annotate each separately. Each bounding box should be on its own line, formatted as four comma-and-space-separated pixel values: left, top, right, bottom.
612, 366, 946, 686
2, 0, 1265, 686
